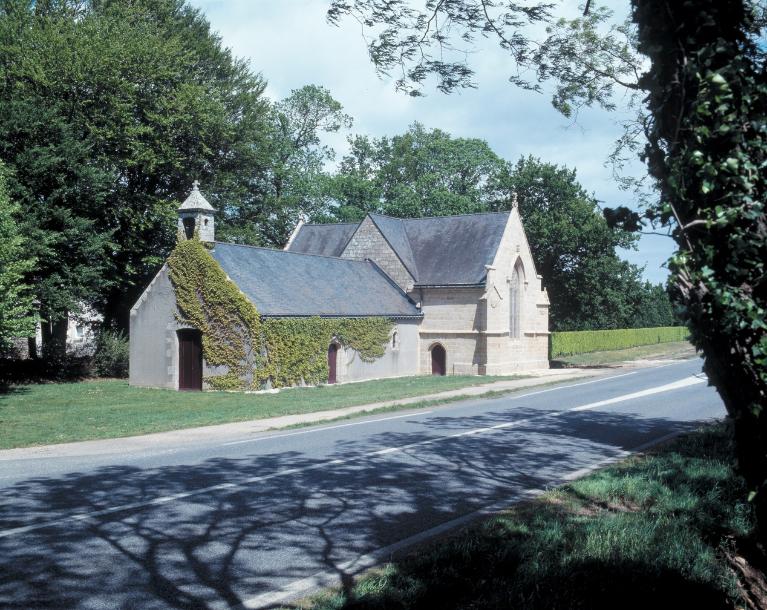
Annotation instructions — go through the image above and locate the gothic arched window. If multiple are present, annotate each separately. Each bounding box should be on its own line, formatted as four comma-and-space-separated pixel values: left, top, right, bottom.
510, 260, 524, 338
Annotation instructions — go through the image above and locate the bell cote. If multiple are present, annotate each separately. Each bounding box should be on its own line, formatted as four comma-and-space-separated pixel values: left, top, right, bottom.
177, 181, 216, 243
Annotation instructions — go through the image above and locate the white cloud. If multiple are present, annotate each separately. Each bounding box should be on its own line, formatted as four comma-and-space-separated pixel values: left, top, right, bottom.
189, 0, 673, 283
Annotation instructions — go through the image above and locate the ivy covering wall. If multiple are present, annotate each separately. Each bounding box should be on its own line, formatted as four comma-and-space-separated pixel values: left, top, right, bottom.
167, 236, 393, 390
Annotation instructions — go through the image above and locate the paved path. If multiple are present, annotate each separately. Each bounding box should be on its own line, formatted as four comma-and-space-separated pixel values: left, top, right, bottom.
0, 359, 724, 609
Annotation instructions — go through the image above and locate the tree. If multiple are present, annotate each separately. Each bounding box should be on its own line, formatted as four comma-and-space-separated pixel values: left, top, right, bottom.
0, 163, 36, 352
326, 0, 767, 542
501, 157, 654, 331
0, 0, 270, 351
321, 123, 509, 220
219, 84, 353, 246
629, 0, 767, 541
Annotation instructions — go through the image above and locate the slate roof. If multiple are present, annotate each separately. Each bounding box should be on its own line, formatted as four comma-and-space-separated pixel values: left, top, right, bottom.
178, 182, 216, 212
288, 211, 510, 286
398, 212, 509, 285
210, 243, 421, 318
287, 223, 357, 257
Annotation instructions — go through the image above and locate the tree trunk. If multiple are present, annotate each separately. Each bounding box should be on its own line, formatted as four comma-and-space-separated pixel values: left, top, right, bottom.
27, 336, 38, 360
40, 307, 68, 365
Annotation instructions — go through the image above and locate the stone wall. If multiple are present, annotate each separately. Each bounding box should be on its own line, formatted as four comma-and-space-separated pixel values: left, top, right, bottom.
336, 320, 420, 383
483, 207, 550, 372
416, 287, 487, 375
341, 216, 414, 290
130, 265, 422, 389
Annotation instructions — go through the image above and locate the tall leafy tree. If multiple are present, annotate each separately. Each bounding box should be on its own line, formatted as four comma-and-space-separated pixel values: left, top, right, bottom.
0, 162, 36, 352
322, 123, 508, 220
0, 0, 270, 350
220, 84, 353, 246
501, 156, 650, 331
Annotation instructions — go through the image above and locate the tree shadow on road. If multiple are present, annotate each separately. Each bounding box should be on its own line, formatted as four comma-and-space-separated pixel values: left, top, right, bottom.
0, 408, 717, 609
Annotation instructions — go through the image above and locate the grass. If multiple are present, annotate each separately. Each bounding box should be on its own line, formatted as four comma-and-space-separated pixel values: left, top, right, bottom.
0, 374, 524, 449
554, 340, 697, 367
298, 423, 753, 610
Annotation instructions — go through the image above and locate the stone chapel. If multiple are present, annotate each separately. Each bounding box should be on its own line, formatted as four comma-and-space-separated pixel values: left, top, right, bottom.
129, 185, 549, 390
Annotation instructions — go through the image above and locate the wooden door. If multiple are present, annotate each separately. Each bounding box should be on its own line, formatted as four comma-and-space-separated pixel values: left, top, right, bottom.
178, 329, 202, 391
431, 344, 446, 376
327, 343, 338, 384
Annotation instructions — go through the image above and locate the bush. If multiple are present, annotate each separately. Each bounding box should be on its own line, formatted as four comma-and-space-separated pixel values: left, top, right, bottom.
550, 326, 689, 358
93, 330, 129, 378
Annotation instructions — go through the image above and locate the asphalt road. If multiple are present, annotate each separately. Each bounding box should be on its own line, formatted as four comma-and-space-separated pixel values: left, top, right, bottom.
0, 359, 725, 609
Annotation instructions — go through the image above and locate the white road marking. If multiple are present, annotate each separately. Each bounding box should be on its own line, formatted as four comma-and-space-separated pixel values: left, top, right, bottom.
222, 411, 433, 446
570, 375, 706, 412
0, 371, 706, 540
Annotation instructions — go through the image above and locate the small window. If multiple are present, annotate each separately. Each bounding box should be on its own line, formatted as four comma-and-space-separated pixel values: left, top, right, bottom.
510, 260, 524, 338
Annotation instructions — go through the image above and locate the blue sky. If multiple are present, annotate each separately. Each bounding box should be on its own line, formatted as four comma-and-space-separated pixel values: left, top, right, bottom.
188, 0, 675, 285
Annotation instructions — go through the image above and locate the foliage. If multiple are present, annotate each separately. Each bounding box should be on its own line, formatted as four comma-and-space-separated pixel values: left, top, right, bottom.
0, 162, 36, 350
319, 123, 508, 221
626, 0, 767, 539
167, 237, 392, 389
93, 330, 129, 379
261, 317, 392, 388
220, 84, 353, 246
550, 326, 688, 359
500, 156, 670, 331
167, 236, 263, 391
0, 0, 271, 345
302, 424, 750, 610
326, 0, 639, 108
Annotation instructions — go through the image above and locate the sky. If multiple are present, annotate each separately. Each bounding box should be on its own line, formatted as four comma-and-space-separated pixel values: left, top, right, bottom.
188, 0, 674, 285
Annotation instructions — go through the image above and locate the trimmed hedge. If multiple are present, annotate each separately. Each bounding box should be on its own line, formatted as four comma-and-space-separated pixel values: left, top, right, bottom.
550, 326, 689, 358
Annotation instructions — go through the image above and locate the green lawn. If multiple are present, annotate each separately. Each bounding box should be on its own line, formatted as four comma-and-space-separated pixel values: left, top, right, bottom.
299, 423, 752, 610
554, 340, 697, 367
0, 375, 522, 449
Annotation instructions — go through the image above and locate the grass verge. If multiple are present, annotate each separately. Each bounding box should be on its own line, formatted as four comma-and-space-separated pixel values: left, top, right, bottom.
0, 374, 525, 449
298, 423, 754, 610
554, 340, 697, 367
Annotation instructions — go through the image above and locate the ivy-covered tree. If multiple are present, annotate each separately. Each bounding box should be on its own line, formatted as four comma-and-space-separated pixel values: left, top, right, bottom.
0, 162, 36, 353
629, 0, 767, 541
326, 0, 767, 544
0, 0, 270, 351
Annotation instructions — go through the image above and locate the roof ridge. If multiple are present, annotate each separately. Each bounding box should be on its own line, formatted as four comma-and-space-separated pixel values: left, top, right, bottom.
301, 221, 360, 227
214, 241, 372, 264
369, 210, 510, 221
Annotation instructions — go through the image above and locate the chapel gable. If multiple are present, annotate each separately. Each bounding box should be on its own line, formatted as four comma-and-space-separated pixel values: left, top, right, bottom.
340, 215, 415, 291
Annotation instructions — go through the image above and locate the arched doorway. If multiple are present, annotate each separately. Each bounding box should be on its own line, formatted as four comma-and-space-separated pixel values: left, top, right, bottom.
178, 329, 202, 391
431, 344, 446, 376
327, 343, 338, 384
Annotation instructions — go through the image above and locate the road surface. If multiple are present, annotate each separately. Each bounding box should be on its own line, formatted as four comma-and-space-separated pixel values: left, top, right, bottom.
0, 359, 725, 609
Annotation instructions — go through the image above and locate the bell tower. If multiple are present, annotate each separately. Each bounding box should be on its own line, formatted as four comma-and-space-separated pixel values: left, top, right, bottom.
177, 181, 216, 243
